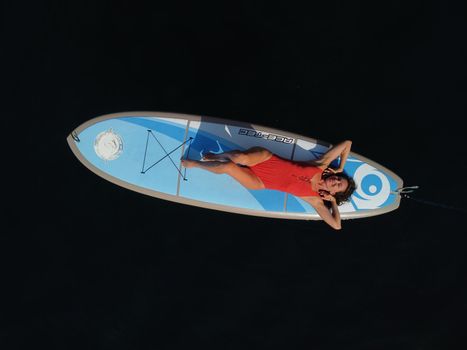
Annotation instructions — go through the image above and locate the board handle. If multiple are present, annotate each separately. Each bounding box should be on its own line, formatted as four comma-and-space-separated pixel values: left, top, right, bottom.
71, 131, 80, 142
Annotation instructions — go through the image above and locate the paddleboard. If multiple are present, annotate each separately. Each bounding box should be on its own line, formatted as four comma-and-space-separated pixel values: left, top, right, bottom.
67, 111, 403, 220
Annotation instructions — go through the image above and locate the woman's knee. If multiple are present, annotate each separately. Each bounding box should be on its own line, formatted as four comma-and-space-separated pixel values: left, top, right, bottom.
249, 147, 272, 157
247, 146, 267, 153
230, 152, 249, 165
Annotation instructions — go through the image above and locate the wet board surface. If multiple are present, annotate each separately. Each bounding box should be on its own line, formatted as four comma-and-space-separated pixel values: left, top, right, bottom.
67, 111, 403, 220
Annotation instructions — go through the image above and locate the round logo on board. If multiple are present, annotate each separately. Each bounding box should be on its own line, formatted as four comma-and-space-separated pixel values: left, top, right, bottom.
94, 129, 123, 161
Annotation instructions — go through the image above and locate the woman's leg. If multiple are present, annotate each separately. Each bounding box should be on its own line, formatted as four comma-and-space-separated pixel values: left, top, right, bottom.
181, 159, 265, 190
202, 147, 272, 166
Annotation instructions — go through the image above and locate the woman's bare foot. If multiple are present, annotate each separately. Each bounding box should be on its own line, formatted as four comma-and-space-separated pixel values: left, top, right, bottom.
181, 159, 198, 168
201, 152, 217, 161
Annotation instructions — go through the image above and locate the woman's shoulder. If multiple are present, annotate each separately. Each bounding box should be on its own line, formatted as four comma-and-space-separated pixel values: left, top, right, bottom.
300, 194, 322, 204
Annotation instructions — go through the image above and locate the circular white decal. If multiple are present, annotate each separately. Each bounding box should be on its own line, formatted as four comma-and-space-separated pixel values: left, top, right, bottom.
352, 164, 391, 209
94, 129, 123, 161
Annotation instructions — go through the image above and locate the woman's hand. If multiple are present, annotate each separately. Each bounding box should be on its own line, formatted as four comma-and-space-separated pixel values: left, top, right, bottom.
323, 167, 343, 176
319, 190, 336, 202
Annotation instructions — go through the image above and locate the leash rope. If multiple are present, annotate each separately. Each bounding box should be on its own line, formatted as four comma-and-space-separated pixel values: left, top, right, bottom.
394, 186, 467, 213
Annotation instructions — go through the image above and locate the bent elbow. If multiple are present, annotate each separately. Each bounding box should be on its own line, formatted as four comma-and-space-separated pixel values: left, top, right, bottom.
332, 223, 342, 230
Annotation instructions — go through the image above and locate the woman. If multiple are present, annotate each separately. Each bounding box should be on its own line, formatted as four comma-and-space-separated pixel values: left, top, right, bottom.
182, 140, 356, 230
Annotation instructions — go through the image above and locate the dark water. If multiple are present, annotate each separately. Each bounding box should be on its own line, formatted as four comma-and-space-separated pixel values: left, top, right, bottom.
3, 1, 466, 349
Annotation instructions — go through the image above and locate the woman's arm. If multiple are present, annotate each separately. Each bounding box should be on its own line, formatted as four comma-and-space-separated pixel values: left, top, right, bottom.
304, 196, 342, 230
315, 140, 352, 171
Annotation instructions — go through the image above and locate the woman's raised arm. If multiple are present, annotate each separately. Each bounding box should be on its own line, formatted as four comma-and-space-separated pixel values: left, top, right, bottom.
315, 140, 352, 171
303, 196, 342, 230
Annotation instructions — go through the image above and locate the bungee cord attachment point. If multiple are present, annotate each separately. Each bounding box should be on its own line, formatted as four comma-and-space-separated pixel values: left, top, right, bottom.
392, 185, 419, 198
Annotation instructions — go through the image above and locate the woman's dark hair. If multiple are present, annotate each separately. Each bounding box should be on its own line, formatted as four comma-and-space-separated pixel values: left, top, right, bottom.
322, 171, 357, 206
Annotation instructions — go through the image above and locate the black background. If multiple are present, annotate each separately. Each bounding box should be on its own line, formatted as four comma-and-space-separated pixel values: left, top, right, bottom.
2, 1, 467, 349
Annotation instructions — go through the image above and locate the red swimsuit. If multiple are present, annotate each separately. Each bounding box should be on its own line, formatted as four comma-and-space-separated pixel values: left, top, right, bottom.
249, 155, 323, 197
